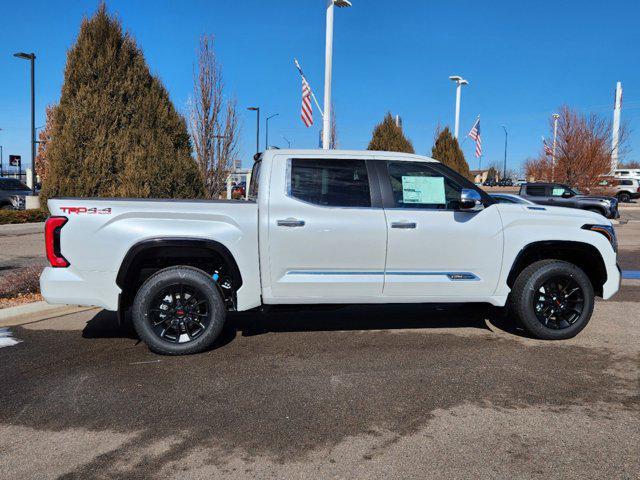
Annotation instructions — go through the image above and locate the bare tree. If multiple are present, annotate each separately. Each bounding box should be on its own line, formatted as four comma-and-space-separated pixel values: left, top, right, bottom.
620, 160, 640, 169
329, 103, 338, 149
190, 35, 240, 199
525, 105, 629, 188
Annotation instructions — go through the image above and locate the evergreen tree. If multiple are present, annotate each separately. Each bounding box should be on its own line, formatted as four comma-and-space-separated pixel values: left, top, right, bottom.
41, 4, 204, 205
431, 127, 472, 179
367, 113, 414, 153
486, 166, 498, 180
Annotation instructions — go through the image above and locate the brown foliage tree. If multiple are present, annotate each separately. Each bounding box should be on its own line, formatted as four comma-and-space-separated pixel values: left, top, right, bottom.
35, 104, 57, 184
368, 112, 414, 153
190, 35, 240, 199
525, 105, 628, 188
41, 4, 204, 205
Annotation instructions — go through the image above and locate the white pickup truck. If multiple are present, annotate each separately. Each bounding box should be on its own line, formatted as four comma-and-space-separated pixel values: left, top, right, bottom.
41, 149, 620, 354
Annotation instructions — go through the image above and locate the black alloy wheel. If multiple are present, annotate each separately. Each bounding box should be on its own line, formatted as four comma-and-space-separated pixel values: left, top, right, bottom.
149, 285, 211, 344
510, 259, 594, 340
533, 275, 585, 330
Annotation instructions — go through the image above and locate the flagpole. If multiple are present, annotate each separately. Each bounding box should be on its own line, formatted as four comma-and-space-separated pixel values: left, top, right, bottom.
294, 59, 324, 118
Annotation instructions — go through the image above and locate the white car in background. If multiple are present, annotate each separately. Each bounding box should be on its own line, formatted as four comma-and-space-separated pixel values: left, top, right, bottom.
40, 149, 620, 355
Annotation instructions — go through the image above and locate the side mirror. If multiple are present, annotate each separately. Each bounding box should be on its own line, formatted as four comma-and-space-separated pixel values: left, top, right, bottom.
460, 189, 484, 212
561, 191, 573, 198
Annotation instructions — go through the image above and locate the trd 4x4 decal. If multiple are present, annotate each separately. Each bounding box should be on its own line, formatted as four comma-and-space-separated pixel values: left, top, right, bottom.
60, 207, 112, 215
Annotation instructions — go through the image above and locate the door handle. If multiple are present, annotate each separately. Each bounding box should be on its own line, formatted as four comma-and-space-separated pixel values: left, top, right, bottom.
277, 218, 306, 227
391, 221, 417, 229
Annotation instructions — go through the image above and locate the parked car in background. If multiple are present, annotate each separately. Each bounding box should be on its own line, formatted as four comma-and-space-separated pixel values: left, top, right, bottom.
611, 178, 640, 203
489, 193, 534, 204
40, 149, 620, 355
0, 177, 33, 210
497, 178, 513, 187
518, 182, 619, 219
515, 179, 527, 186
482, 179, 497, 187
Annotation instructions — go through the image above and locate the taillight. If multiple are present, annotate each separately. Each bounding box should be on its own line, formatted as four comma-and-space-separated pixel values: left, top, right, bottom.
45, 216, 69, 267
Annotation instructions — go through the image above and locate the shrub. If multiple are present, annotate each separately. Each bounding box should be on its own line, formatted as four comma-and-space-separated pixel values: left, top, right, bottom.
0, 209, 49, 225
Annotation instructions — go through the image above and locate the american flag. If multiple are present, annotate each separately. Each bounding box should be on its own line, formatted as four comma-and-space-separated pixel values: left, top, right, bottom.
467, 117, 482, 158
542, 137, 553, 156
301, 76, 313, 127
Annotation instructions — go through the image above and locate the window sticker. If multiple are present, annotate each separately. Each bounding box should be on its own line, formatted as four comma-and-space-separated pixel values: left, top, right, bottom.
552, 187, 565, 196
401, 176, 446, 204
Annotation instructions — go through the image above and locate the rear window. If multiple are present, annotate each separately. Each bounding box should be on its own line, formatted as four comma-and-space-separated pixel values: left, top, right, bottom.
526, 185, 547, 196
248, 160, 261, 201
289, 159, 371, 207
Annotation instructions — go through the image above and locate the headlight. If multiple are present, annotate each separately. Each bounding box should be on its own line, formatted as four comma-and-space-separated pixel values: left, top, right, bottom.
599, 199, 611, 205
582, 224, 617, 252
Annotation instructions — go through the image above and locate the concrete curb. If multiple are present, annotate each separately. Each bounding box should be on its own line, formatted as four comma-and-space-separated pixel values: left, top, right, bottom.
0, 301, 97, 327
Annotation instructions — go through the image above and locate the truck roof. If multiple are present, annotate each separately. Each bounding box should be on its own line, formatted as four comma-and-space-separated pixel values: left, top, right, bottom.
259, 149, 438, 163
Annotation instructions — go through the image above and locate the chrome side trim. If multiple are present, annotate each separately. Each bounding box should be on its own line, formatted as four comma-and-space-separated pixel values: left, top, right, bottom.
285, 271, 480, 281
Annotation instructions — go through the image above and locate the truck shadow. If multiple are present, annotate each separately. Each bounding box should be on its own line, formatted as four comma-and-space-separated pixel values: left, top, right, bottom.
82, 303, 526, 350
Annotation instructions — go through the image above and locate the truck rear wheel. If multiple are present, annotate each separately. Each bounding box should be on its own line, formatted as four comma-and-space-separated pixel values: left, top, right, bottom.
131, 266, 225, 355
510, 260, 594, 340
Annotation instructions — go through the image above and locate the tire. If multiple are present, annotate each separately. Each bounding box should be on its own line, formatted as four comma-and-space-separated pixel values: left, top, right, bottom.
510, 260, 594, 340
617, 192, 631, 203
131, 266, 225, 355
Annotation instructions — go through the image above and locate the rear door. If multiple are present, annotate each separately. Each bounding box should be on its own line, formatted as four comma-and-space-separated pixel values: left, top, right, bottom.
265, 155, 388, 301
379, 159, 504, 298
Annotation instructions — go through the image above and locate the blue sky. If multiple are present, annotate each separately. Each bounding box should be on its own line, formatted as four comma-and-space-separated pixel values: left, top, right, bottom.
1, 0, 639, 174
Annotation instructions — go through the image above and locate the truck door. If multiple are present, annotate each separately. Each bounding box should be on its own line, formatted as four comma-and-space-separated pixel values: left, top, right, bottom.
265, 155, 387, 301
378, 159, 504, 298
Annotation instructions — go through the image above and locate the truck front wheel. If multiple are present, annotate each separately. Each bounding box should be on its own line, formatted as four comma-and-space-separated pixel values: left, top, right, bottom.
510, 260, 594, 340
131, 266, 226, 355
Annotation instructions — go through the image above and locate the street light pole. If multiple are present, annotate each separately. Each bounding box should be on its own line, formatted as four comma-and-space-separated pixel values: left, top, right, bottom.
322, 0, 351, 150
501, 125, 508, 179
247, 107, 260, 155
265, 113, 279, 149
13, 52, 36, 193
0, 127, 3, 176
552, 113, 560, 182
449, 75, 468, 139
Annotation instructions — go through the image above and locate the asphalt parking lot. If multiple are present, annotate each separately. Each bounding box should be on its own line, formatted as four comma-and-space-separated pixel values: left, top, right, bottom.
0, 215, 639, 479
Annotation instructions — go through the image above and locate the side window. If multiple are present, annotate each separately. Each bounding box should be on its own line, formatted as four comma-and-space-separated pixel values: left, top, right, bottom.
620, 180, 632, 186
551, 186, 572, 197
386, 161, 462, 209
289, 159, 371, 207
526, 185, 547, 196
